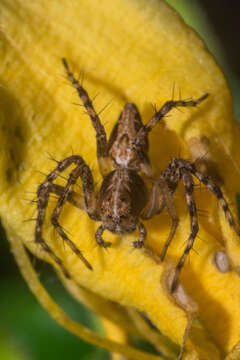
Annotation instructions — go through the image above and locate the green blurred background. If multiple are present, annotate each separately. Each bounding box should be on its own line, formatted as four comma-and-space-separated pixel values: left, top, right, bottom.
1, 1, 240, 359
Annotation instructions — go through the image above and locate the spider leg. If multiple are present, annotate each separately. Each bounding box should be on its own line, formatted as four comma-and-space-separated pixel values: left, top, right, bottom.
141, 178, 179, 261
132, 222, 147, 248
36, 155, 98, 276
50, 183, 84, 209
171, 158, 240, 237
62, 58, 109, 177
136, 93, 209, 144
162, 157, 240, 291
95, 224, 112, 248
160, 187, 179, 262
171, 169, 198, 292
141, 179, 165, 220
51, 166, 95, 271
36, 183, 70, 278
191, 163, 240, 237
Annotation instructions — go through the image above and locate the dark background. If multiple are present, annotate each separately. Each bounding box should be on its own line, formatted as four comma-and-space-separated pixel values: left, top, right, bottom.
201, 0, 240, 80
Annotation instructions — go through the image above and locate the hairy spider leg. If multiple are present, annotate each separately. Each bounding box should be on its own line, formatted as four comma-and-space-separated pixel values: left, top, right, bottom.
132, 222, 147, 248
49, 183, 84, 209
175, 159, 240, 236
141, 178, 179, 261
36, 155, 98, 276
36, 183, 70, 277
161, 158, 240, 292
192, 165, 240, 236
159, 183, 179, 262
50, 159, 98, 270
95, 224, 112, 248
62, 58, 109, 176
171, 169, 198, 292
34, 183, 83, 277
138, 94, 209, 252
95, 222, 147, 250
135, 93, 209, 144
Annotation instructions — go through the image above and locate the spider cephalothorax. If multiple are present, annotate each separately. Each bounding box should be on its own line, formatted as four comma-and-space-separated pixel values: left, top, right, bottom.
35, 58, 240, 292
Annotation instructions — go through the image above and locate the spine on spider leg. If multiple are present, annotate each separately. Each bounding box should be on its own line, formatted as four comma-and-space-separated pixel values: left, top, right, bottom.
61, 58, 109, 176
137, 93, 210, 140
35, 183, 71, 278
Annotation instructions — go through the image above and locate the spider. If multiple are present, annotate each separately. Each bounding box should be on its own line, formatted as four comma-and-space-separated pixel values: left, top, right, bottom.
35, 58, 240, 292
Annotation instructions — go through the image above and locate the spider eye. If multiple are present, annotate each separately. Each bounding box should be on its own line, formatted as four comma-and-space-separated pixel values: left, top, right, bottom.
120, 215, 127, 219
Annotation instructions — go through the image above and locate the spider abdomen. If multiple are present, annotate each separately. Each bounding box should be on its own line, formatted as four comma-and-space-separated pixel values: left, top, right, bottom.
98, 169, 148, 233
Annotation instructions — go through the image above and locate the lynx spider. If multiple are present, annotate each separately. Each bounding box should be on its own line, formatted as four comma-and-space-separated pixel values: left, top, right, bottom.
35, 58, 240, 292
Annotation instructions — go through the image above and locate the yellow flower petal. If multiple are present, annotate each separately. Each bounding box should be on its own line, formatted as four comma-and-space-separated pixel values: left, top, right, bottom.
225, 342, 240, 360
9, 233, 163, 360
1, 0, 240, 359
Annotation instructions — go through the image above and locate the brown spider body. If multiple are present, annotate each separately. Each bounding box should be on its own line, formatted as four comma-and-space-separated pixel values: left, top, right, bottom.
98, 169, 148, 235
99, 102, 149, 236
35, 58, 240, 292
108, 103, 149, 171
